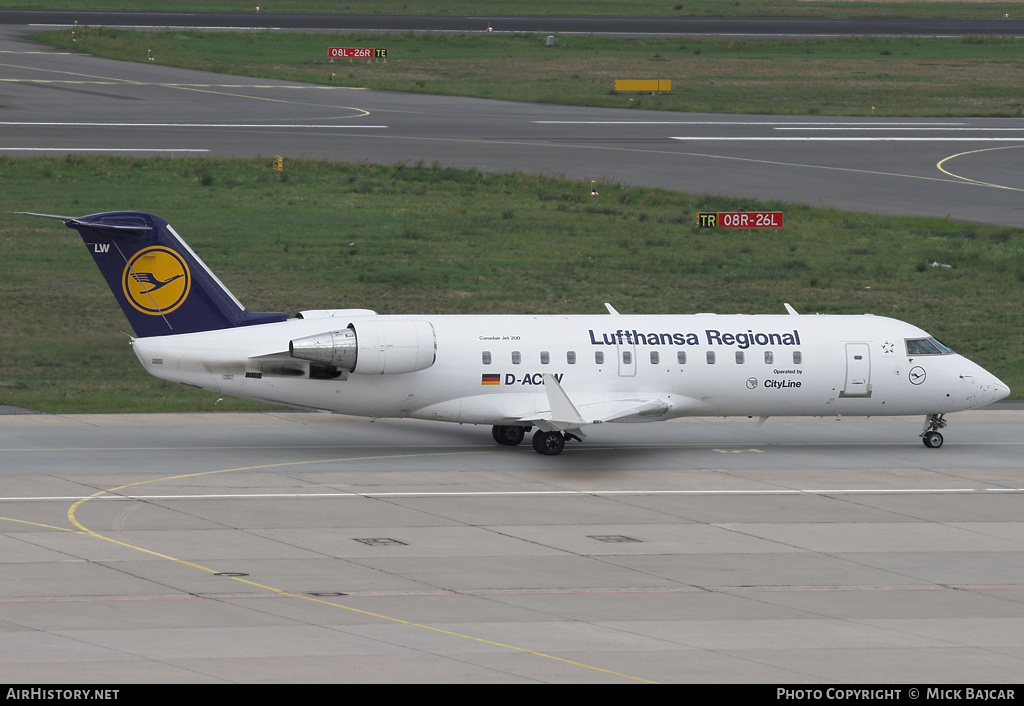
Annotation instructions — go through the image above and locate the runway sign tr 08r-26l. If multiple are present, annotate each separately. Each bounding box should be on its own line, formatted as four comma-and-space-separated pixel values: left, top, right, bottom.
697, 212, 784, 228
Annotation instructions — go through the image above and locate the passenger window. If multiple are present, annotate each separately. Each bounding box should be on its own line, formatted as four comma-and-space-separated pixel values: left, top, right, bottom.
622, 351, 632, 365
764, 351, 773, 365
540, 351, 550, 365
595, 351, 605, 365
677, 351, 687, 365
650, 351, 660, 365
512, 351, 521, 365
793, 351, 802, 365
707, 351, 716, 365
482, 351, 491, 365
735, 351, 744, 364
567, 351, 576, 365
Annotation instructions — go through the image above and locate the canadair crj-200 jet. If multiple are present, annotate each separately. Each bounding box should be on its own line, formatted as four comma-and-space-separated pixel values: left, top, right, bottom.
19, 211, 1010, 455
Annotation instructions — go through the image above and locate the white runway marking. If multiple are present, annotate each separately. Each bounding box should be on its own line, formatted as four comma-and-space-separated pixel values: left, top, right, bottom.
0, 147, 209, 152
671, 136, 1024, 142
5, 487, 1022, 502
775, 127, 1024, 132
0, 122, 387, 129
533, 121, 970, 126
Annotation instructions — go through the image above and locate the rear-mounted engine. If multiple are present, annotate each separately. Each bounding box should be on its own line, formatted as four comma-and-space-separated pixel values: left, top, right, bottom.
289, 319, 436, 375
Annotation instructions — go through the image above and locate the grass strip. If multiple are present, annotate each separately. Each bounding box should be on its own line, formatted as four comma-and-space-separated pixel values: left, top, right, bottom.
1, 156, 1020, 412
5, 1, 1022, 20
33, 29, 1024, 117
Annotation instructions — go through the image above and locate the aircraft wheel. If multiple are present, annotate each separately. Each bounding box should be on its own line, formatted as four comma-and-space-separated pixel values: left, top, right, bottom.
532, 430, 565, 456
922, 431, 944, 449
491, 425, 526, 446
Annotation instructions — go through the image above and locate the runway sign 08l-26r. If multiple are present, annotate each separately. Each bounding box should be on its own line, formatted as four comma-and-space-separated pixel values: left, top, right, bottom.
328, 47, 388, 59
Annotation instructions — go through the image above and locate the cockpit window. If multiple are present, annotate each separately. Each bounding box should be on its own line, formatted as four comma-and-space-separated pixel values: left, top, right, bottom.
905, 337, 954, 356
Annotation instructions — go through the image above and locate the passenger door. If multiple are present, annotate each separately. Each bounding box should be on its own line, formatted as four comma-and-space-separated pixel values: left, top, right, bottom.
841, 342, 871, 397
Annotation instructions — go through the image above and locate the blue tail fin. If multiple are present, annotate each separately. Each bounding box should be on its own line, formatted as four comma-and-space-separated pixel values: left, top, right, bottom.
26, 211, 287, 338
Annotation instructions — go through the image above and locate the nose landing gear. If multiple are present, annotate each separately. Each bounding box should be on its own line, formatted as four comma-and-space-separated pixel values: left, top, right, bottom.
921, 413, 946, 448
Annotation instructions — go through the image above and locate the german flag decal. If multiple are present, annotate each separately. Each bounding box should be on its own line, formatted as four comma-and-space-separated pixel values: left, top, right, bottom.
481, 374, 501, 385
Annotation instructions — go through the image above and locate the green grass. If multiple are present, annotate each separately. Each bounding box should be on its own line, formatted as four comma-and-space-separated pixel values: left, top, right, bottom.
33, 29, 1024, 117
1, 156, 1021, 412
5, 0, 1022, 20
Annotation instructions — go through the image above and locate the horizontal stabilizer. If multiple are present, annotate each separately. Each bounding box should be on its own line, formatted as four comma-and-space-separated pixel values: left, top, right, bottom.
67, 218, 153, 233
18, 211, 154, 233
15, 211, 75, 221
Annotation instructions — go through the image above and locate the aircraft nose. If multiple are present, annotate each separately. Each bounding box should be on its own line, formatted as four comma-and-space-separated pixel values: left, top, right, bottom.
962, 361, 1010, 408
979, 370, 1010, 405
990, 380, 1011, 404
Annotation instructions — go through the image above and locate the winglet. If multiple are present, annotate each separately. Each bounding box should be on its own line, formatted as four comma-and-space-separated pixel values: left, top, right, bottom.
543, 373, 586, 429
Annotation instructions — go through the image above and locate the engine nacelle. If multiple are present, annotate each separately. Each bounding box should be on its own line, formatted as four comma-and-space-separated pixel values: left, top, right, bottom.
289, 319, 436, 375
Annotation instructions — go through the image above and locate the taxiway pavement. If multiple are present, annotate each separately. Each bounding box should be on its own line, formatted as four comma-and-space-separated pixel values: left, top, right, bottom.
2, 411, 1023, 683
2, 25, 1024, 226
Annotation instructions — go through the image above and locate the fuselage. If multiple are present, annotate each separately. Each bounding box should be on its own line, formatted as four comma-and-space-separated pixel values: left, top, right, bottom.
131, 312, 1010, 425
26, 210, 1010, 455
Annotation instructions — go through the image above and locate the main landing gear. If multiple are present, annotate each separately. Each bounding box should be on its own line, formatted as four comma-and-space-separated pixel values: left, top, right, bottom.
490, 425, 579, 456
920, 413, 947, 449
491, 424, 527, 446
531, 430, 565, 456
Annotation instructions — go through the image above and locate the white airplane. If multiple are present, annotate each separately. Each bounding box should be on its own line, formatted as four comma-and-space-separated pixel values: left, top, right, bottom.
19, 210, 1010, 455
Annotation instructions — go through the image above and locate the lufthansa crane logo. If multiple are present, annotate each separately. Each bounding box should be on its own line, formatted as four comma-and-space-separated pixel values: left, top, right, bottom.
122, 246, 190, 315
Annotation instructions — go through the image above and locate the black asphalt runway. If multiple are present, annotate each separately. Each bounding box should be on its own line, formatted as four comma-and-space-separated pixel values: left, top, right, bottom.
2, 14, 1023, 227
4, 9, 1024, 37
